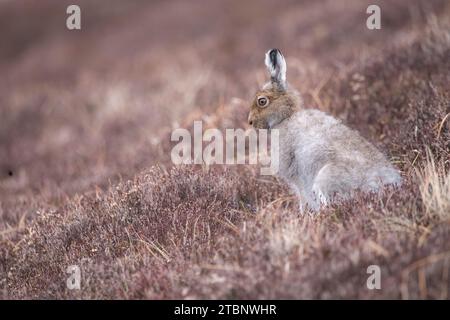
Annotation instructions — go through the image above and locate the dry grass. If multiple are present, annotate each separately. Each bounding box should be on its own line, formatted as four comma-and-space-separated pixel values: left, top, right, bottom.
1, 0, 450, 299
417, 150, 450, 221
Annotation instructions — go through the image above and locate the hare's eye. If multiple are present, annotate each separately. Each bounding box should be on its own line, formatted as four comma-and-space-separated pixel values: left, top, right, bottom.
257, 96, 269, 108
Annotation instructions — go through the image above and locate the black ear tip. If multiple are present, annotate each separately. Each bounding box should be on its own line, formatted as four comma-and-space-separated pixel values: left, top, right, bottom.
269, 48, 283, 64
269, 48, 278, 64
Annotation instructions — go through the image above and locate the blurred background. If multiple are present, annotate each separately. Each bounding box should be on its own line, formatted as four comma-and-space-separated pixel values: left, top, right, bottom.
1, 0, 449, 227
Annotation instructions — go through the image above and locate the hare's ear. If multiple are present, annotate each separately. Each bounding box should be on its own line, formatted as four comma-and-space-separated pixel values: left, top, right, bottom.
265, 48, 287, 90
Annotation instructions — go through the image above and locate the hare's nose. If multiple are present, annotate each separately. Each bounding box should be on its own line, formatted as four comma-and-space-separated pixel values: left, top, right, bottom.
248, 113, 253, 125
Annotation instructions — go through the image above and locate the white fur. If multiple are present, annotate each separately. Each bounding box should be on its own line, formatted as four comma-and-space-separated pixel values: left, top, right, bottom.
265, 49, 287, 89
274, 110, 402, 212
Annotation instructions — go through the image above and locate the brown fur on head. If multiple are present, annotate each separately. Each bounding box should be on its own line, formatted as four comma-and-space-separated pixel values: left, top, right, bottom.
248, 49, 302, 129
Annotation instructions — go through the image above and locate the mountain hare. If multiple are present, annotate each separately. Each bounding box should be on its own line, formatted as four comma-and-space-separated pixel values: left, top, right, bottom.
248, 49, 402, 211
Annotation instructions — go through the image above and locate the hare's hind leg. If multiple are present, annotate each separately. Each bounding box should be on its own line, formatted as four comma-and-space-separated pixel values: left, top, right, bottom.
311, 163, 352, 208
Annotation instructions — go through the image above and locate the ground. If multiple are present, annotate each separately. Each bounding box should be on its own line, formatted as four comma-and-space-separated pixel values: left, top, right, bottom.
0, 0, 449, 299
